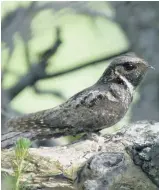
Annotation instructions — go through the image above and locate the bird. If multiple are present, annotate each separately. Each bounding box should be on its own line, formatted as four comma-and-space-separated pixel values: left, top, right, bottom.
3, 53, 154, 142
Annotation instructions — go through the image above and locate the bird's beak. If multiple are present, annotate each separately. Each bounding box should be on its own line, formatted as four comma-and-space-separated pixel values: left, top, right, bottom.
148, 65, 155, 70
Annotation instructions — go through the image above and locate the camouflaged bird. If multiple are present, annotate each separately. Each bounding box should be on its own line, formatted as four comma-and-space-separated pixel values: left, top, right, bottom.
4, 53, 153, 142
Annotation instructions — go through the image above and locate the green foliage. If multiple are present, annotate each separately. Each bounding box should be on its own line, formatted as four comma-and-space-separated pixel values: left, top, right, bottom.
12, 138, 31, 190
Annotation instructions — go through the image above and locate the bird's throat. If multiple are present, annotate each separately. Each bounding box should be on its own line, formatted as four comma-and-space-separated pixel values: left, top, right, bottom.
115, 71, 134, 95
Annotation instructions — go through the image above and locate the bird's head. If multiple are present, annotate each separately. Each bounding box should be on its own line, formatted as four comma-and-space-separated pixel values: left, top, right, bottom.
98, 53, 154, 90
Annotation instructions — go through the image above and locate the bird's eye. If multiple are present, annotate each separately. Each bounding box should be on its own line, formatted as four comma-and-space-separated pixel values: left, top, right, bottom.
123, 62, 136, 71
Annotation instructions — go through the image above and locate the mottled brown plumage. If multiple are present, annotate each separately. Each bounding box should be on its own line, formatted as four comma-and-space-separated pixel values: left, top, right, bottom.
3, 53, 153, 146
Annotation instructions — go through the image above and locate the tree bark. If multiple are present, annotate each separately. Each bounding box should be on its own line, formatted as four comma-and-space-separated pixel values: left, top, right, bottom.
2, 121, 159, 189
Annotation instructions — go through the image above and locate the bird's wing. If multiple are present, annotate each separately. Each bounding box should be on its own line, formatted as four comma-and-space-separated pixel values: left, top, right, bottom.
65, 84, 114, 109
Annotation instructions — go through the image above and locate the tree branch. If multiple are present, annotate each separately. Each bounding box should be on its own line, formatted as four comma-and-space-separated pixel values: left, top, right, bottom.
42, 48, 132, 79
6, 47, 131, 101
6, 28, 62, 101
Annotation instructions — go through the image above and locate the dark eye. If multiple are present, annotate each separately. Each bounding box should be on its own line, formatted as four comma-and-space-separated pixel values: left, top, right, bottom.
123, 62, 136, 71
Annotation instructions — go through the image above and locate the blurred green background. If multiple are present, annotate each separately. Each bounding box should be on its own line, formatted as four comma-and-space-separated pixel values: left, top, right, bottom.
2, 1, 130, 132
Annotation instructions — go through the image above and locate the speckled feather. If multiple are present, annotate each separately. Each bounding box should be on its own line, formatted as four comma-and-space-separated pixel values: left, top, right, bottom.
4, 53, 151, 138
